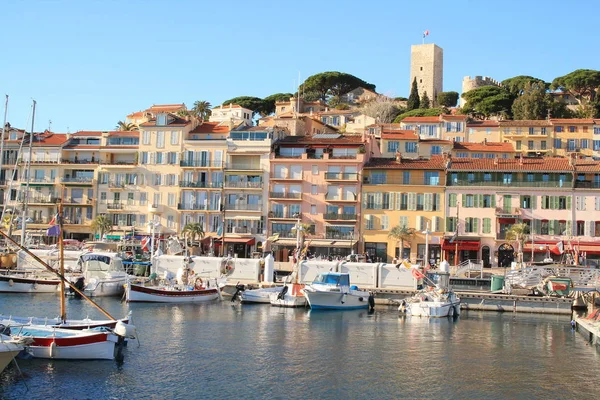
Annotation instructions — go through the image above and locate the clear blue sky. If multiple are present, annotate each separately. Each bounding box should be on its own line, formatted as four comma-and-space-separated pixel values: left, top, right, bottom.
1, 0, 598, 133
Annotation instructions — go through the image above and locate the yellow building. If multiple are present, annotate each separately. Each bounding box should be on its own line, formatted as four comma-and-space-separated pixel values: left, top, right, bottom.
499, 120, 554, 156
551, 118, 594, 157
361, 154, 446, 264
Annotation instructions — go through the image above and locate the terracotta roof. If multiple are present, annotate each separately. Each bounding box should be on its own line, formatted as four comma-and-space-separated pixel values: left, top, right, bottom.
366, 123, 403, 129
420, 139, 453, 145
127, 111, 144, 118
107, 131, 139, 137
139, 115, 190, 127
449, 157, 573, 172
498, 120, 552, 127
402, 116, 441, 123
381, 130, 418, 140
145, 104, 186, 113
213, 104, 246, 110
73, 131, 102, 137
364, 155, 446, 170
278, 134, 363, 145
316, 110, 357, 116
573, 159, 600, 172
29, 132, 69, 146
466, 120, 500, 128
189, 122, 230, 134
550, 119, 594, 124
442, 115, 467, 121
453, 142, 515, 152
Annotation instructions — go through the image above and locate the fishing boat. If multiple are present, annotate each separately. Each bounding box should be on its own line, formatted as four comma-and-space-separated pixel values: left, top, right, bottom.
303, 272, 374, 310
269, 279, 306, 308
125, 278, 222, 303
0, 314, 130, 330
76, 252, 128, 297
398, 287, 461, 317
0, 333, 25, 372
0, 272, 60, 293
239, 286, 283, 304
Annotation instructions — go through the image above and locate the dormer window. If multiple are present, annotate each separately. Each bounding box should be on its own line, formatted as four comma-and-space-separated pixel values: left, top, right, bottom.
156, 113, 167, 126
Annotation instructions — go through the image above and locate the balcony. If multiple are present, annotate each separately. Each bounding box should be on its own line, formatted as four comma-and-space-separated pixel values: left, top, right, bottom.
227, 227, 261, 234
495, 207, 521, 217
325, 194, 357, 202
503, 130, 525, 137
363, 178, 441, 186
60, 158, 99, 165
25, 158, 61, 164
27, 196, 61, 204
108, 182, 127, 189
271, 231, 297, 239
179, 181, 222, 188
270, 174, 303, 181
224, 203, 262, 211
148, 204, 163, 213
269, 192, 302, 200
177, 203, 208, 211
324, 172, 359, 181
179, 160, 223, 168
63, 198, 93, 205
323, 213, 357, 221
61, 177, 94, 185
225, 163, 262, 171
224, 181, 263, 189
106, 202, 124, 210
269, 212, 297, 219
575, 180, 600, 189
448, 180, 571, 188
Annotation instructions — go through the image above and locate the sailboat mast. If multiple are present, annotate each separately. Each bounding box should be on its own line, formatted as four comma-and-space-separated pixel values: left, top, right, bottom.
0, 95, 8, 186
58, 201, 66, 321
20, 100, 36, 246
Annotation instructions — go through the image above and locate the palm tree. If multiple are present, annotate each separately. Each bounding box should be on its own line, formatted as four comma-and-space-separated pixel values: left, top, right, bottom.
181, 222, 205, 246
388, 225, 416, 261
505, 222, 530, 264
192, 101, 212, 121
91, 215, 113, 240
115, 121, 138, 131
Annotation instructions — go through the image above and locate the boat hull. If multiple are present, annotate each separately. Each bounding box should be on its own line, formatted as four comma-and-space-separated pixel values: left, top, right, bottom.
126, 284, 220, 303
269, 284, 306, 308
405, 299, 461, 318
0, 275, 60, 293
1, 315, 128, 330
83, 277, 126, 297
241, 287, 282, 304
304, 289, 371, 310
0, 340, 23, 372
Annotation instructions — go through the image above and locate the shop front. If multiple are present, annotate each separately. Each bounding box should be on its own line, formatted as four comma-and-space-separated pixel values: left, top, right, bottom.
442, 237, 481, 266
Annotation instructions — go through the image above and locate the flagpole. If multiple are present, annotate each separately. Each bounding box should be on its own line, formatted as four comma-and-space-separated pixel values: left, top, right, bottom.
21, 100, 36, 246
454, 202, 460, 266
58, 201, 66, 322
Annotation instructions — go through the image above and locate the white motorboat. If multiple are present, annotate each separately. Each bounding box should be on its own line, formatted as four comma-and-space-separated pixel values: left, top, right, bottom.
303, 272, 374, 310
269, 283, 306, 308
76, 252, 128, 297
398, 288, 461, 318
5, 323, 120, 360
0, 333, 25, 373
240, 286, 283, 304
125, 277, 223, 303
0, 272, 61, 293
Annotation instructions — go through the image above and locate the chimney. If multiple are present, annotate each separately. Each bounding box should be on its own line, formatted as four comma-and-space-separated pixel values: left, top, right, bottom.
483, 138, 487, 145
395, 151, 402, 163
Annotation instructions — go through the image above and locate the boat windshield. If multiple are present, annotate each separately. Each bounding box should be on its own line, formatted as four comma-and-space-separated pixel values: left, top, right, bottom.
313, 273, 349, 286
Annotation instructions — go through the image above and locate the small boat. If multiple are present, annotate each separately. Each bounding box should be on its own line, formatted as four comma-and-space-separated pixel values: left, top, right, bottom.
398, 287, 461, 318
125, 276, 223, 303
0, 272, 61, 293
240, 286, 283, 304
74, 252, 129, 297
0, 333, 25, 373
303, 272, 374, 310
269, 283, 306, 308
0, 314, 130, 330
6, 323, 120, 360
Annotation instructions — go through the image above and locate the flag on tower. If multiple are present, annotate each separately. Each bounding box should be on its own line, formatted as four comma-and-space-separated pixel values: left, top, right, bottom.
423, 30, 430, 38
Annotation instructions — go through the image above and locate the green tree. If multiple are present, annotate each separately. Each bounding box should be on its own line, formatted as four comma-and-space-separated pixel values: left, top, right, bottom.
511, 82, 553, 120
407, 78, 420, 111
262, 93, 293, 115
501, 75, 547, 96
461, 86, 514, 119
176, 109, 190, 118
91, 215, 113, 240
115, 121, 138, 131
181, 222, 205, 246
221, 96, 265, 116
505, 222, 529, 264
551, 69, 600, 102
335, 103, 350, 110
420, 91, 431, 109
361, 100, 402, 123
192, 101, 212, 121
393, 107, 446, 123
388, 225, 416, 260
394, 96, 408, 101
300, 71, 376, 102
437, 91, 459, 108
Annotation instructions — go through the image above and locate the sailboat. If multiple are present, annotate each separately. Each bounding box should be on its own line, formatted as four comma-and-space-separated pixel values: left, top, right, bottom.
0, 202, 136, 360
269, 230, 308, 308
0, 333, 26, 373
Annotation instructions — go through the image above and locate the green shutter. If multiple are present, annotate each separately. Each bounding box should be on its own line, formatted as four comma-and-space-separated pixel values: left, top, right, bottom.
566, 196, 572, 210
534, 219, 541, 234
553, 220, 560, 235
483, 218, 490, 234
491, 195, 496, 208
473, 218, 479, 233
449, 193, 456, 207
548, 220, 555, 235
462, 194, 467, 206
531, 195, 536, 210
566, 220, 572, 235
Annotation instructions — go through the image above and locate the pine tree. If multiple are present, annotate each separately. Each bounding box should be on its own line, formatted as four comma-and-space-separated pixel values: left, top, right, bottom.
421, 91, 431, 109
407, 77, 420, 111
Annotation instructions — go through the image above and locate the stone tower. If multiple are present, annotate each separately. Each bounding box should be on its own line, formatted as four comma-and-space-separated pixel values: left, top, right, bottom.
410, 44, 443, 106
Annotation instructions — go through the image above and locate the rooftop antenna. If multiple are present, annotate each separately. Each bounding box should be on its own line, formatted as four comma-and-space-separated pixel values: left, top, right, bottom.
48, 119, 52, 131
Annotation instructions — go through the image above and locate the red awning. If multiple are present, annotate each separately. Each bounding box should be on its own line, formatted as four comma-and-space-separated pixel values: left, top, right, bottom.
523, 244, 550, 253
442, 239, 480, 251
215, 237, 255, 245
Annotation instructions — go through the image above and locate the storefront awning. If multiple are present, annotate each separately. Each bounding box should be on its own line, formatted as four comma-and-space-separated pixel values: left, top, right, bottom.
215, 237, 256, 245
523, 243, 550, 253
442, 238, 480, 251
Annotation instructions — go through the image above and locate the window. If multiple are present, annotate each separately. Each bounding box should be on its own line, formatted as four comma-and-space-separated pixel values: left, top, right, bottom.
468, 173, 475, 183
482, 194, 493, 208
465, 217, 478, 233
381, 215, 389, 230
485, 153, 495, 159
503, 173, 512, 184
142, 131, 150, 145
387, 141, 399, 153
554, 138, 562, 149
403, 171, 410, 184
311, 205, 317, 215
464, 194, 474, 207
312, 165, 318, 175
405, 142, 417, 153
528, 140, 534, 149
594, 127, 600, 135
416, 194, 424, 210
516, 141, 522, 150
168, 193, 175, 206
594, 140, 600, 151
371, 172, 386, 184
424, 171, 439, 185
448, 193, 457, 207
157, 131, 165, 148
140, 192, 147, 205
431, 145, 441, 155
541, 141, 546, 150
569, 126, 576, 133
567, 139, 577, 151
555, 126, 563, 133
527, 173, 534, 182
576, 221, 585, 236
528, 127, 535, 135
483, 218, 491, 234
472, 153, 483, 159
484, 173, 492, 182
170, 131, 179, 145
365, 215, 374, 230
456, 152, 468, 158
311, 185, 317, 195
155, 152, 163, 164
576, 196, 586, 211
100, 192, 106, 202
521, 195, 532, 209
581, 139, 589, 149
541, 127, 547, 135
558, 196, 567, 210
446, 217, 456, 232
167, 215, 174, 229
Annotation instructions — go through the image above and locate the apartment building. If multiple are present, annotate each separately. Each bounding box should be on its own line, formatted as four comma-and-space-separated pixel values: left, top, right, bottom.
400, 115, 467, 142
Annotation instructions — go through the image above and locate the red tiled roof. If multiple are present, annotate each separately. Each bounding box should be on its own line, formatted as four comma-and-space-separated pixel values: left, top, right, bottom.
366, 123, 403, 129
127, 111, 144, 118
189, 122, 230, 134
381, 130, 418, 140
420, 139, 453, 144
466, 120, 500, 127
402, 116, 441, 123
279, 134, 363, 145
449, 157, 573, 172
29, 132, 69, 146
364, 155, 446, 170
453, 142, 515, 152
550, 118, 594, 124
107, 131, 139, 137
73, 131, 102, 137
442, 115, 467, 121
145, 104, 186, 113
573, 159, 600, 172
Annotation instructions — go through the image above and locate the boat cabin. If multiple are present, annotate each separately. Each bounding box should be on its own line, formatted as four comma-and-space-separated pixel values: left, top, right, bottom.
79, 252, 125, 279
312, 272, 350, 287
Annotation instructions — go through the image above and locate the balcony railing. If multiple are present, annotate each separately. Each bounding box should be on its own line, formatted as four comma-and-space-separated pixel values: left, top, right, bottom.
269, 192, 302, 199
99, 161, 137, 165
324, 172, 359, 181
225, 163, 262, 171
26, 196, 61, 204
61, 177, 94, 183
575, 180, 600, 189
60, 159, 99, 164
179, 160, 224, 168
274, 154, 303, 159
325, 233, 355, 240
107, 202, 123, 210
226, 227, 261, 234
271, 231, 297, 239
448, 180, 571, 188
325, 194, 357, 201
177, 203, 208, 211
495, 207, 521, 216
269, 212, 298, 219
323, 213, 357, 221
108, 182, 126, 188
26, 177, 55, 183
224, 203, 262, 211
363, 178, 441, 186
224, 181, 263, 189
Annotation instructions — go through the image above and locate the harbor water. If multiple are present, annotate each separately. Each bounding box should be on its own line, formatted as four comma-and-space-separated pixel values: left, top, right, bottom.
1, 293, 600, 400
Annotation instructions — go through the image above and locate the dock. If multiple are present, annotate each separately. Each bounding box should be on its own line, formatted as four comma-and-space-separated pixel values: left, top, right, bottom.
575, 317, 600, 345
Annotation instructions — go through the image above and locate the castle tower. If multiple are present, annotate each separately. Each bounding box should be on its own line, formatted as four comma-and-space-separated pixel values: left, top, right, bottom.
410, 44, 443, 106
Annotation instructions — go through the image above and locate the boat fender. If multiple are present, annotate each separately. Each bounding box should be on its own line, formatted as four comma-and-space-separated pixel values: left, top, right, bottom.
50, 341, 56, 358
368, 294, 375, 311
194, 278, 204, 290
358, 297, 364, 302
8, 279, 14, 287
33, 283, 39, 291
